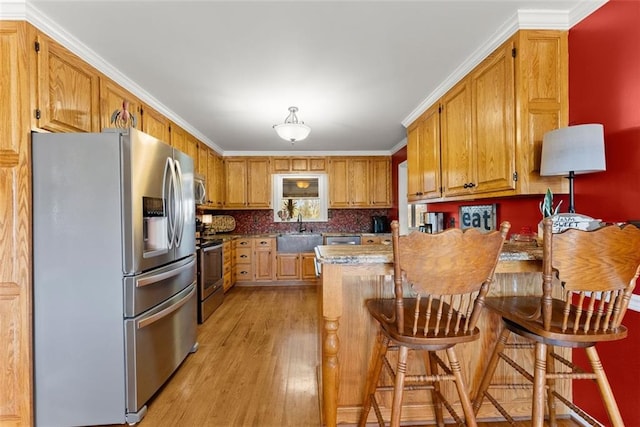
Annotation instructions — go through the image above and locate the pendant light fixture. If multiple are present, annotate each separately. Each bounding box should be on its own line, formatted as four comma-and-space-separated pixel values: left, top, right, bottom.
273, 106, 311, 144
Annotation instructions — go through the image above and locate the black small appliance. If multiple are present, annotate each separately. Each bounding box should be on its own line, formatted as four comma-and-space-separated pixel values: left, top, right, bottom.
372, 215, 389, 233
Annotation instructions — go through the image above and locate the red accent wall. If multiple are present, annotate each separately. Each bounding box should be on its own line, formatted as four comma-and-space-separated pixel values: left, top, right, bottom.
391, 1, 640, 421
568, 0, 640, 423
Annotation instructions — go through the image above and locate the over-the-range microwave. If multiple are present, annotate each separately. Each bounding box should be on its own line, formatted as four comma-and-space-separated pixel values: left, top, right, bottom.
194, 173, 206, 205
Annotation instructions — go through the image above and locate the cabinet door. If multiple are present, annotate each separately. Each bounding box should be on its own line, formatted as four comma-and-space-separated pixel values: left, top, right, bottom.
441, 79, 473, 197
407, 104, 441, 202
349, 158, 370, 207
471, 41, 516, 194
197, 142, 208, 176
255, 248, 274, 281
141, 104, 169, 143
207, 150, 224, 207
309, 157, 327, 172
276, 254, 300, 280
225, 158, 248, 208
36, 34, 99, 133
247, 158, 271, 208
170, 123, 188, 151
369, 157, 392, 207
328, 158, 350, 207
99, 77, 141, 131
184, 135, 199, 167
301, 253, 318, 280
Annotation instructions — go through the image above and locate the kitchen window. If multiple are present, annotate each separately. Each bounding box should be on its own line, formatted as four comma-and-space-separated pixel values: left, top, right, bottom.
273, 174, 328, 222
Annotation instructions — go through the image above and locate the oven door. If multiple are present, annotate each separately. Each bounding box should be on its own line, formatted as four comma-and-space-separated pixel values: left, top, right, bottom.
198, 243, 224, 322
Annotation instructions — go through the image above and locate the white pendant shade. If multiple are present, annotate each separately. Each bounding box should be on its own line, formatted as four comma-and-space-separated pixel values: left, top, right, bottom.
273, 106, 311, 143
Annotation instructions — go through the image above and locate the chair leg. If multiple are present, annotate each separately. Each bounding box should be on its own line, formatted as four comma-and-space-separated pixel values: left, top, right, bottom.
473, 326, 511, 414
532, 342, 547, 427
359, 332, 389, 427
446, 346, 477, 427
422, 350, 445, 427
390, 345, 409, 427
585, 346, 624, 427
546, 345, 557, 427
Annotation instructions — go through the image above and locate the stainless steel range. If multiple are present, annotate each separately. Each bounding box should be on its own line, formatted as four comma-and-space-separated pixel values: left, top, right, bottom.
197, 237, 225, 323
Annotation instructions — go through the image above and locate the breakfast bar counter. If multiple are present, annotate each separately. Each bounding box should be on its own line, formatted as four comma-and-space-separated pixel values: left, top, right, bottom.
314, 242, 568, 426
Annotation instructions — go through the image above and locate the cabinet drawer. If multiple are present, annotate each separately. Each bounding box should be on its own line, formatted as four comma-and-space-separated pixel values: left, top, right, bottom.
234, 248, 252, 264
233, 238, 252, 248
234, 264, 253, 281
254, 237, 274, 248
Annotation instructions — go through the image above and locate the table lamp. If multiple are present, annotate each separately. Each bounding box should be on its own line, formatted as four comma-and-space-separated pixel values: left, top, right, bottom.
540, 124, 606, 213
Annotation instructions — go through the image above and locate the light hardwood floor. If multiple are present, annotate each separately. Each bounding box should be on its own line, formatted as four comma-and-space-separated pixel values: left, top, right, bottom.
132, 285, 580, 427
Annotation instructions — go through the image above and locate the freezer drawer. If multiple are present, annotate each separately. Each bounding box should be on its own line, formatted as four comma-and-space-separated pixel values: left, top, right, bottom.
124, 283, 197, 419
124, 255, 196, 317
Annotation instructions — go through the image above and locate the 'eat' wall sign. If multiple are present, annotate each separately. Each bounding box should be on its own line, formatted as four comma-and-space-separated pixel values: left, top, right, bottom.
459, 204, 497, 233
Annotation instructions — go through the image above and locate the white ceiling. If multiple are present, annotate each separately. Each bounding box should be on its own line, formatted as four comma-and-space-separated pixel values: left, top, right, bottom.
12, 1, 605, 154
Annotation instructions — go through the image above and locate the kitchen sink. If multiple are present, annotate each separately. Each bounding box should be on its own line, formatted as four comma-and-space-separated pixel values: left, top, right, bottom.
276, 233, 323, 253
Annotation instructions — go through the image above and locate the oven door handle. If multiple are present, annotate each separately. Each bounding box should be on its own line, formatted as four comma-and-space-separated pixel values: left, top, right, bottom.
137, 285, 196, 329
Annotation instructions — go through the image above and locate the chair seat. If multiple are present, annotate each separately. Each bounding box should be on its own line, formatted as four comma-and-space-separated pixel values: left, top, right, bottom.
484, 296, 628, 347
367, 298, 480, 348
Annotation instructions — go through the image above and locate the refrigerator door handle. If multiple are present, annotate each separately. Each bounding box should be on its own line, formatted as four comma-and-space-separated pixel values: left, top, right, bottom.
164, 157, 178, 248
136, 285, 196, 329
173, 159, 185, 248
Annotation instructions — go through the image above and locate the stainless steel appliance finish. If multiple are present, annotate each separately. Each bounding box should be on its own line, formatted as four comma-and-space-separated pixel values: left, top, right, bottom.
32, 128, 197, 426
194, 173, 206, 205
324, 235, 361, 245
197, 239, 224, 323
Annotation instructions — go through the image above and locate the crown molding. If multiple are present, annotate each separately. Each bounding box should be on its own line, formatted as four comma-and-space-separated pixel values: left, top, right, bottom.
0, 0, 27, 19
402, 2, 607, 128
223, 149, 394, 157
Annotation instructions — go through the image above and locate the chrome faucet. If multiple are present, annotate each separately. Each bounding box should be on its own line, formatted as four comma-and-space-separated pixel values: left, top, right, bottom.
298, 213, 306, 233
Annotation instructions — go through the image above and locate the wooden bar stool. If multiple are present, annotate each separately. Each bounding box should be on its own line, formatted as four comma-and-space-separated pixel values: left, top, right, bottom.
359, 220, 510, 427
473, 217, 640, 426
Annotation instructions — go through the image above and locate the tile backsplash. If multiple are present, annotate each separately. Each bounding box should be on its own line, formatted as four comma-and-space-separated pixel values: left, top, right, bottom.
199, 209, 391, 234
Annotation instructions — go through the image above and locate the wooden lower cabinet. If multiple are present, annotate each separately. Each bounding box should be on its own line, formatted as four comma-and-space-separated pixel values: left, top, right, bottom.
276, 252, 318, 282
301, 253, 318, 280
232, 237, 275, 282
222, 241, 232, 292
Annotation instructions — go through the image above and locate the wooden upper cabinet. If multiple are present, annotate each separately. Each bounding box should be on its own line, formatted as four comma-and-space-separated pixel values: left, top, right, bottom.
408, 30, 568, 202
328, 157, 391, 208
140, 104, 169, 143
514, 30, 569, 196
369, 157, 392, 207
440, 78, 473, 197
207, 150, 224, 208
183, 134, 199, 166
407, 104, 441, 202
197, 142, 208, 177
271, 157, 326, 173
34, 33, 99, 133
170, 123, 188, 151
247, 158, 271, 208
99, 77, 140, 131
328, 158, 350, 207
224, 157, 270, 209
471, 40, 516, 195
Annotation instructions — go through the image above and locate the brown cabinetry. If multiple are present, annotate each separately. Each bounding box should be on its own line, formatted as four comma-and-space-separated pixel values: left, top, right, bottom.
328, 157, 391, 208
407, 104, 441, 201
276, 252, 318, 281
224, 157, 271, 209
441, 40, 515, 198
207, 150, 224, 208
271, 156, 327, 173
361, 234, 392, 245
233, 237, 275, 282
34, 32, 99, 133
222, 241, 232, 292
140, 103, 169, 143
407, 30, 568, 202
99, 77, 141, 131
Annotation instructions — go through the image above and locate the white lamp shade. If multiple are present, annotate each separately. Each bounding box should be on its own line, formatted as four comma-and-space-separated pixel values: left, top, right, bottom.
274, 123, 311, 142
540, 124, 606, 176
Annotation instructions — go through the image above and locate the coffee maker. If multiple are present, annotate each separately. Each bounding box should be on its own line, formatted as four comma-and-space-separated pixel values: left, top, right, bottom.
372, 215, 389, 233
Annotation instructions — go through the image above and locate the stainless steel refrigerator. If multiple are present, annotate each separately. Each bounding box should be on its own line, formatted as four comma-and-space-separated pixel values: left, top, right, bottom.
32, 128, 197, 426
